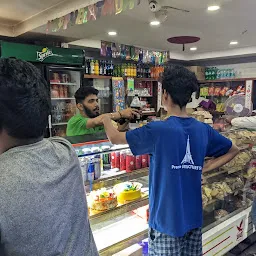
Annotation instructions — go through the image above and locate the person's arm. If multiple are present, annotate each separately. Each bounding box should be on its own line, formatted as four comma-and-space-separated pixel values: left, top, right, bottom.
203, 145, 239, 173
103, 116, 155, 155
117, 120, 129, 132
203, 125, 240, 173
86, 108, 139, 129
103, 116, 127, 144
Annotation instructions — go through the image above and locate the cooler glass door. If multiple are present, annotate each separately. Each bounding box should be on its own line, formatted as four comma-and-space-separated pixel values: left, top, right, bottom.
48, 66, 83, 137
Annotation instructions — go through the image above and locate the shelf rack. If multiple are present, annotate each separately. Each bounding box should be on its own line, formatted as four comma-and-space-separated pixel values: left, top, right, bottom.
199, 77, 256, 83
85, 168, 149, 191
84, 74, 158, 82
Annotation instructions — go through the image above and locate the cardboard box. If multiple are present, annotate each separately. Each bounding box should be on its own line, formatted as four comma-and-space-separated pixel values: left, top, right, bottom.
186, 66, 205, 81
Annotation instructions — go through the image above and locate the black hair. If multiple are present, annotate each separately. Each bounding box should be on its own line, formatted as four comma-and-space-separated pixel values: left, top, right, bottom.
162, 64, 199, 109
75, 86, 99, 104
0, 58, 51, 139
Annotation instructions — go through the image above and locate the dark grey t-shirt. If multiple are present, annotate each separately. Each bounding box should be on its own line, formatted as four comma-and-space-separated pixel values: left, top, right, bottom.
0, 137, 98, 256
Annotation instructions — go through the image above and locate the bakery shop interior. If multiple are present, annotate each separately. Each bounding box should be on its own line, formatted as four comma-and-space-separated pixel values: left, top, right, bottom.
1, 0, 256, 256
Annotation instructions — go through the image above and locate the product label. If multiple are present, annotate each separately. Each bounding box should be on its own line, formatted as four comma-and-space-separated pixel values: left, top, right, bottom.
36, 47, 55, 62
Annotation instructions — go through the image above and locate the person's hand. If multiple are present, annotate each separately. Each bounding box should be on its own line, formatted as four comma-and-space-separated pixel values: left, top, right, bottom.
102, 115, 112, 125
120, 108, 140, 119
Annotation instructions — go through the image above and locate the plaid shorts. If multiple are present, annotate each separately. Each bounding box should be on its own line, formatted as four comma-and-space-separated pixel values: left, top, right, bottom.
148, 228, 202, 256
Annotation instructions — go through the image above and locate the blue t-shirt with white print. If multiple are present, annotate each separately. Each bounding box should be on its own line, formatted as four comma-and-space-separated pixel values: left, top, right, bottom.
126, 116, 232, 237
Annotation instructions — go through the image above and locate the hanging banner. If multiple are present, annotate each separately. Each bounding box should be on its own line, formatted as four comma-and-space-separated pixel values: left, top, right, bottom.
100, 40, 169, 64
48, 0, 140, 33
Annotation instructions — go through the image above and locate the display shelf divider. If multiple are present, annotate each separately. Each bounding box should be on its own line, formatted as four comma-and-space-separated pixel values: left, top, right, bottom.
90, 196, 149, 225
85, 168, 149, 191
199, 78, 256, 83
78, 146, 130, 158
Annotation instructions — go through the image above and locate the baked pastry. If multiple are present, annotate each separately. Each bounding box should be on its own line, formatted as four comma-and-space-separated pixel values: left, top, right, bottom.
88, 188, 117, 211
114, 182, 142, 203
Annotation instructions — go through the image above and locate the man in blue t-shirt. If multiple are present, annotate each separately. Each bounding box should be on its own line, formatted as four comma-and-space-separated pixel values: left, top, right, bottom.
102, 65, 239, 256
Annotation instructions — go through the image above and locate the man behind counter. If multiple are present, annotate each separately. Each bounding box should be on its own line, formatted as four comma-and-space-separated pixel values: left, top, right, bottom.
66, 86, 138, 136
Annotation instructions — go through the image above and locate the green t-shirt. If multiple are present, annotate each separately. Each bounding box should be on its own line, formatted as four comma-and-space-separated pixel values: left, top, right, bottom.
66, 114, 104, 136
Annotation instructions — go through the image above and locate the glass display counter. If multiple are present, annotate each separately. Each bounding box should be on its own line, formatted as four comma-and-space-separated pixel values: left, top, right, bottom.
72, 129, 256, 256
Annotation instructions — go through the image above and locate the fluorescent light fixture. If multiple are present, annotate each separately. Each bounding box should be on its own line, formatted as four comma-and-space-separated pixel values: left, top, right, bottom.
108, 31, 117, 36
190, 47, 197, 51
150, 20, 160, 26
230, 41, 238, 45
208, 5, 220, 11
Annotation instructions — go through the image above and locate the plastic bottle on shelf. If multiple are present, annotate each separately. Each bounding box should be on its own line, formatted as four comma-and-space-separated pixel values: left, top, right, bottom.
103, 61, 107, 76
136, 64, 140, 78
90, 59, 95, 75
106, 61, 110, 76
148, 66, 151, 78
99, 60, 103, 75
94, 60, 99, 75
85, 59, 89, 74
110, 61, 114, 76
133, 64, 137, 77
87, 159, 95, 183
124, 63, 128, 77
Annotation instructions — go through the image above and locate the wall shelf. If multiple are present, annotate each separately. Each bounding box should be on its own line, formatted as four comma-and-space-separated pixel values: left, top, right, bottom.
199, 78, 256, 83
84, 74, 159, 82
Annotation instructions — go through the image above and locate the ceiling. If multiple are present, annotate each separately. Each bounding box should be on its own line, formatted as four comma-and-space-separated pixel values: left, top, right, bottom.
0, 0, 63, 26
0, 0, 99, 36
1, 0, 256, 61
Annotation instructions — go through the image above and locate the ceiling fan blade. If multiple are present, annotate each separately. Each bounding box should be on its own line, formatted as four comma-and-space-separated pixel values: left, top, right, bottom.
163, 6, 190, 13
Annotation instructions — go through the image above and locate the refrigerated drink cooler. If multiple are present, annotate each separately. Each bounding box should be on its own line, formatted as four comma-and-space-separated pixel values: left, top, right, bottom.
47, 66, 84, 137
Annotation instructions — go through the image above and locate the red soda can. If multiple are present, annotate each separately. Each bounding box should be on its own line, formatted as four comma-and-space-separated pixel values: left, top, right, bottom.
148, 155, 150, 167
141, 155, 148, 168
120, 151, 126, 171
135, 155, 142, 170
111, 152, 116, 169
115, 151, 120, 169
126, 153, 135, 173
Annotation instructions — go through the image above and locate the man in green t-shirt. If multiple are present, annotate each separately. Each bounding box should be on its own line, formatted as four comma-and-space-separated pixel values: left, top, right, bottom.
67, 86, 138, 136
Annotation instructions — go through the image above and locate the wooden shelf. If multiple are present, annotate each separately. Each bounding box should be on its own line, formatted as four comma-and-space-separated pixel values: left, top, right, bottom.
51, 97, 75, 100
134, 78, 158, 82
84, 74, 158, 82
52, 122, 68, 126
84, 74, 112, 79
142, 111, 156, 116
50, 82, 78, 86
199, 78, 256, 83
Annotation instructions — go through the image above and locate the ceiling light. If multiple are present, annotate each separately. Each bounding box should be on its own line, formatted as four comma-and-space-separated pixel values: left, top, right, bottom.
108, 31, 117, 36
208, 5, 220, 11
230, 41, 238, 45
190, 47, 197, 51
150, 20, 160, 26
